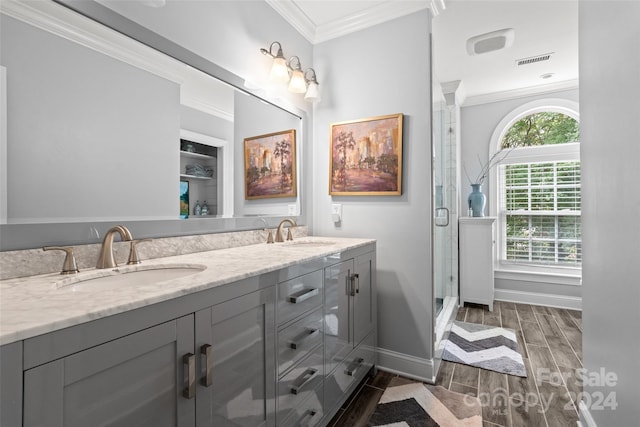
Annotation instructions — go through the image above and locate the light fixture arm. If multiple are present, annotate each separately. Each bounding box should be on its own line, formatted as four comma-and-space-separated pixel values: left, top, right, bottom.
287, 55, 303, 72
304, 68, 319, 85
260, 41, 285, 60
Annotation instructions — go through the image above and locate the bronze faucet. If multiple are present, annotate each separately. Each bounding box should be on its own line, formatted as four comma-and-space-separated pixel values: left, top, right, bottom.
43, 246, 79, 274
96, 225, 133, 269
275, 218, 297, 242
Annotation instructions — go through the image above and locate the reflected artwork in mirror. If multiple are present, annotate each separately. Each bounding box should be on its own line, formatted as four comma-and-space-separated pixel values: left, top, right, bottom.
0, 0, 306, 250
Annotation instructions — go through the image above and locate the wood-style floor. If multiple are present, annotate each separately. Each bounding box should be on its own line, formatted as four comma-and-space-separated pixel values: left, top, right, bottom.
329, 302, 583, 427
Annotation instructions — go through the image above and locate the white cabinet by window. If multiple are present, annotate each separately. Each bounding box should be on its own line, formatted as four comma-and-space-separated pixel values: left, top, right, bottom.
459, 217, 496, 312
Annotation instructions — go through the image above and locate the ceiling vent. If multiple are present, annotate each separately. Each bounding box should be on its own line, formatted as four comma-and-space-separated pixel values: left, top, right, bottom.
466, 28, 515, 56
516, 53, 554, 66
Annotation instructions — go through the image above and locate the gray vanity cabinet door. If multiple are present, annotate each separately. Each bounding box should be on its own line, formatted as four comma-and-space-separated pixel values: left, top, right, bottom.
324, 260, 353, 375
353, 251, 375, 347
23, 316, 195, 427
0, 341, 22, 427
195, 286, 276, 427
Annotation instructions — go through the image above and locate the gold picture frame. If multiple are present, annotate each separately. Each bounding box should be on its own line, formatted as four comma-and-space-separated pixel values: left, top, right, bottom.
244, 129, 297, 200
329, 113, 403, 196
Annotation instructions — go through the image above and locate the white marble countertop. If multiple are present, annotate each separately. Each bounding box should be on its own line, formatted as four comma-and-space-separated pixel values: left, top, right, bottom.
0, 236, 375, 346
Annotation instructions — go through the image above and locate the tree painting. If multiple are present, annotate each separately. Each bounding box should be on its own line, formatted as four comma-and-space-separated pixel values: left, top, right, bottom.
274, 138, 292, 191
244, 129, 297, 199
333, 130, 356, 191
330, 114, 403, 195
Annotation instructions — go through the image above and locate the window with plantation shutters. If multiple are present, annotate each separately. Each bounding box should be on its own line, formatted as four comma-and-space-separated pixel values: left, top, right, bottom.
495, 111, 581, 270
499, 160, 581, 266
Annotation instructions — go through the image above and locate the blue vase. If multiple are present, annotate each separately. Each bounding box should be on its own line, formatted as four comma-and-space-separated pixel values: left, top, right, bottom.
468, 184, 486, 217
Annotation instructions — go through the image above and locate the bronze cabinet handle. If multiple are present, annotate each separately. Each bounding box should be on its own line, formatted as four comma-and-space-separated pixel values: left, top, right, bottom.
182, 353, 195, 399
200, 344, 213, 387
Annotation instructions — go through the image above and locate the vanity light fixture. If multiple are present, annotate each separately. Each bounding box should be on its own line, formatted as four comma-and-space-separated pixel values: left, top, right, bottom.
287, 56, 307, 93
260, 41, 289, 84
259, 41, 321, 102
304, 68, 320, 101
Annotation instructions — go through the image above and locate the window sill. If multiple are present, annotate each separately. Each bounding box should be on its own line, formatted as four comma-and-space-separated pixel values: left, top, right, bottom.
495, 267, 581, 286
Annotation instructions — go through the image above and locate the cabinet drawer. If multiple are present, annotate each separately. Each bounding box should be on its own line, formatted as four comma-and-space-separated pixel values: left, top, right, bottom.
278, 270, 323, 325
280, 392, 324, 427
324, 333, 375, 414
278, 351, 323, 423
278, 308, 323, 376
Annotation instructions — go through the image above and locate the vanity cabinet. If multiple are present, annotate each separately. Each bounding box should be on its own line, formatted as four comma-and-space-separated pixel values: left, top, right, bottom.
195, 286, 276, 427
23, 316, 195, 427
276, 268, 325, 426
323, 250, 377, 420
2, 242, 376, 427
18, 275, 277, 427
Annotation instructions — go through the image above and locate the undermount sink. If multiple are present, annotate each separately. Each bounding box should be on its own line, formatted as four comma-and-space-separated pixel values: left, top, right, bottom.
55, 264, 206, 289
280, 239, 336, 248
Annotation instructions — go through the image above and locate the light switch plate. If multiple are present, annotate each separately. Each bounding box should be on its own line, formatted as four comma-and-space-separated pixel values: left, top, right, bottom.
287, 204, 297, 216
331, 203, 342, 217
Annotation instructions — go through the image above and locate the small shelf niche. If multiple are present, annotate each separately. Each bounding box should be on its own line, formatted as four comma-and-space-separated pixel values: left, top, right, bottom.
179, 129, 226, 219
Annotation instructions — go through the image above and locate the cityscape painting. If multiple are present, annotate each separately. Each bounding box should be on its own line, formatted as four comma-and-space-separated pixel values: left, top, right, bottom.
329, 113, 403, 195
244, 129, 297, 199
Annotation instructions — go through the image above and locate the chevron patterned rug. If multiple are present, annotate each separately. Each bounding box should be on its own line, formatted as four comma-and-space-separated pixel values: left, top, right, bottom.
442, 320, 527, 377
368, 378, 482, 426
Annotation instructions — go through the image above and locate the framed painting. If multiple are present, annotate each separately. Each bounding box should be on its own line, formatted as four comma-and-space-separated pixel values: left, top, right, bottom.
329, 113, 403, 196
179, 180, 189, 219
244, 129, 297, 199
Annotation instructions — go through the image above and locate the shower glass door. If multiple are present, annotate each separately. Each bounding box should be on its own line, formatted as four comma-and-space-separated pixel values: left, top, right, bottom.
432, 83, 458, 347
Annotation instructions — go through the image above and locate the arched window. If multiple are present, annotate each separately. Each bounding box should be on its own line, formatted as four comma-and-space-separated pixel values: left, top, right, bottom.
490, 99, 580, 274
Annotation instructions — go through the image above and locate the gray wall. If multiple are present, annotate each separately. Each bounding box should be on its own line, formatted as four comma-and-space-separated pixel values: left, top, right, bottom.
180, 105, 232, 142
580, 1, 640, 425
1, 14, 179, 222
312, 11, 434, 375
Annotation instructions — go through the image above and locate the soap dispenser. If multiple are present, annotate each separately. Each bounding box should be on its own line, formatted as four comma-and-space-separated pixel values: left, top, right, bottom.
201, 201, 209, 216
194, 200, 201, 216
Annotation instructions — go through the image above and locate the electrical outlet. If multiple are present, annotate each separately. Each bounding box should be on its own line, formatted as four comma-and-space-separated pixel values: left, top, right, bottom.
331, 203, 342, 223
287, 204, 297, 216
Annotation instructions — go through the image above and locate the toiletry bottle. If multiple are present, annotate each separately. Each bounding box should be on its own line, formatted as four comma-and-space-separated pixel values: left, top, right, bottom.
194, 200, 201, 216
201, 201, 209, 216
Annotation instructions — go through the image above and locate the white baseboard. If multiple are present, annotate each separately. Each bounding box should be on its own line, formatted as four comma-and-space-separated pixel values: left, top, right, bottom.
494, 288, 582, 310
578, 401, 598, 427
376, 347, 435, 384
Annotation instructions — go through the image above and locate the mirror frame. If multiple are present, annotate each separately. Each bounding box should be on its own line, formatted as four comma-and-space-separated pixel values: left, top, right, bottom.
0, 0, 308, 251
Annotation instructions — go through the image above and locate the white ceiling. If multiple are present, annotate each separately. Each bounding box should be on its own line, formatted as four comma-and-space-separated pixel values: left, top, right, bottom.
269, 0, 579, 104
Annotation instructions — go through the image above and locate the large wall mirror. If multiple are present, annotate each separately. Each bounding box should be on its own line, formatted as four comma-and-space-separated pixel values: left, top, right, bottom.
0, 0, 306, 250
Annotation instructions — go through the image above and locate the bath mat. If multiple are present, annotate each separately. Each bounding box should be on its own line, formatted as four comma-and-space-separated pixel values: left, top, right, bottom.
442, 320, 527, 377
368, 378, 482, 426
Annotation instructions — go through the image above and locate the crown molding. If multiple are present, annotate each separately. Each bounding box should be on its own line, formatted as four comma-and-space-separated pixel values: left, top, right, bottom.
0, 0, 234, 120
267, 0, 438, 44
462, 79, 579, 107
265, 0, 316, 43
1, 0, 183, 83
